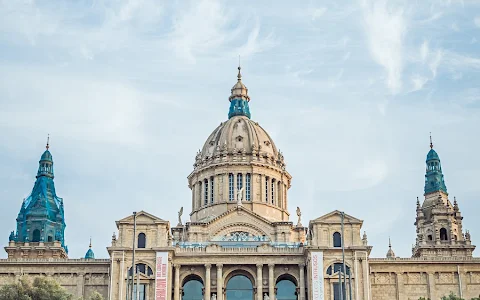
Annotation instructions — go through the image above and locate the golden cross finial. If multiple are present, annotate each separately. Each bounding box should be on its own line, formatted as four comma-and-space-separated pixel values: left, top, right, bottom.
429, 132, 433, 149
46, 134, 50, 150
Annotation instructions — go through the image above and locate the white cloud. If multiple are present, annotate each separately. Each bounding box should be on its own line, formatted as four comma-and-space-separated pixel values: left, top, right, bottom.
311, 7, 327, 20
411, 74, 429, 92
360, 0, 407, 94
475, 16, 480, 27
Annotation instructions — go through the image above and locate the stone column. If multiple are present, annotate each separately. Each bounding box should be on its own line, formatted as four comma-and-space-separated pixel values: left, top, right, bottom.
261, 175, 266, 203
363, 257, 369, 300
77, 273, 85, 298
224, 174, 229, 202
174, 265, 181, 300
234, 174, 238, 202
396, 272, 405, 300
299, 264, 305, 300
427, 272, 436, 300
257, 264, 263, 300
217, 264, 223, 300
167, 257, 173, 300
213, 175, 219, 204
205, 264, 211, 300
242, 173, 246, 200
268, 264, 275, 299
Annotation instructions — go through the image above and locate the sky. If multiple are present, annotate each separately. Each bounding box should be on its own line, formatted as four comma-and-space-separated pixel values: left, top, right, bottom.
0, 0, 479, 259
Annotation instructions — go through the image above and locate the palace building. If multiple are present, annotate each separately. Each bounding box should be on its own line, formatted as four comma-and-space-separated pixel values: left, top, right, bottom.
1, 67, 479, 300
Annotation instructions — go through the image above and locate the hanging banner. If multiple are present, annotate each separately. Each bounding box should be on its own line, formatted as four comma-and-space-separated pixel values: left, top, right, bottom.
311, 251, 324, 300
155, 252, 169, 300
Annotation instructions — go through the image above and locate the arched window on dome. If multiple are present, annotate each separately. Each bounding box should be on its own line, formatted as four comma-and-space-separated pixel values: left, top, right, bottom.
229, 173, 234, 201
440, 228, 448, 241
265, 177, 269, 203
237, 173, 243, 191
333, 232, 342, 248
204, 179, 209, 205
271, 179, 275, 205
138, 233, 146, 248
210, 176, 214, 204
246, 173, 251, 201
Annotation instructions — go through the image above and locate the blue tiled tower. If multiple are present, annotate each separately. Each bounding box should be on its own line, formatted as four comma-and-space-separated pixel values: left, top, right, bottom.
424, 137, 448, 195
8, 139, 68, 257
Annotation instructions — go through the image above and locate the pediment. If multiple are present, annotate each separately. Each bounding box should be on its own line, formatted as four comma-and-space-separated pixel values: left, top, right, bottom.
310, 210, 363, 225
200, 207, 275, 241
117, 210, 167, 226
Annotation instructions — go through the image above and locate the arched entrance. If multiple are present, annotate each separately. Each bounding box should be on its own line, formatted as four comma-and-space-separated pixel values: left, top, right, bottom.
182, 275, 204, 300
226, 275, 254, 300
32, 229, 41, 242
276, 275, 297, 300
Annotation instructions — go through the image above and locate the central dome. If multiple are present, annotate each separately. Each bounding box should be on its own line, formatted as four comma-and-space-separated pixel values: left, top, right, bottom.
187, 67, 291, 223
196, 115, 283, 170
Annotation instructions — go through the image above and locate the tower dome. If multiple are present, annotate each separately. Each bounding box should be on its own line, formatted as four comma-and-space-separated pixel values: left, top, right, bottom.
84, 238, 95, 259
188, 67, 291, 223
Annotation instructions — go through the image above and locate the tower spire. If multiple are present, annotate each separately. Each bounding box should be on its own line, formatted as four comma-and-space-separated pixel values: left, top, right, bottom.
424, 136, 447, 195
46, 134, 50, 150
89, 237, 92, 248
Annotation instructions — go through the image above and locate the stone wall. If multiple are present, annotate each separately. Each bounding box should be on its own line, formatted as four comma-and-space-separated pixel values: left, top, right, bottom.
0, 258, 110, 299
370, 258, 480, 300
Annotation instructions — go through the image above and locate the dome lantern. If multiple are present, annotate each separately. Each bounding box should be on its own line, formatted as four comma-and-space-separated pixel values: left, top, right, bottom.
228, 66, 251, 119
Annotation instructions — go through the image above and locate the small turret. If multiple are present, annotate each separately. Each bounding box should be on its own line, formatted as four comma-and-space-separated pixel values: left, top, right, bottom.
84, 238, 95, 259
386, 237, 396, 259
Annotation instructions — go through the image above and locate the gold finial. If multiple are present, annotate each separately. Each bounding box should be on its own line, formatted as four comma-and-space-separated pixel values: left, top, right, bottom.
237, 55, 242, 81
89, 237, 92, 248
46, 134, 50, 150
429, 132, 433, 149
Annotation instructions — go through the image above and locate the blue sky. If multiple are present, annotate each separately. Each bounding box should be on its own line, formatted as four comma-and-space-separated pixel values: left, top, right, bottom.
0, 0, 479, 259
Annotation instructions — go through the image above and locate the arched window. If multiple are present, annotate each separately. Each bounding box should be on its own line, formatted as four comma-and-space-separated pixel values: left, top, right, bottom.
276, 279, 297, 300
210, 176, 214, 204
47, 236, 53, 242
204, 179, 209, 205
129, 263, 153, 276
428, 234, 433, 241
229, 173, 234, 201
32, 229, 41, 242
326, 263, 350, 275
271, 179, 275, 204
237, 173, 243, 191
246, 173, 251, 201
333, 232, 342, 247
226, 275, 253, 300
440, 228, 448, 241
182, 277, 203, 300
138, 233, 146, 248
265, 177, 269, 202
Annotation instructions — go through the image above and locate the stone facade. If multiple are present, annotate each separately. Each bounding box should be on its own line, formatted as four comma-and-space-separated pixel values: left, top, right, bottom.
0, 258, 110, 299
0, 68, 479, 300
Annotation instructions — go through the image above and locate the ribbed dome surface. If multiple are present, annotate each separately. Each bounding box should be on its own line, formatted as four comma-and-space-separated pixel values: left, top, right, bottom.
40, 150, 53, 161
194, 115, 285, 170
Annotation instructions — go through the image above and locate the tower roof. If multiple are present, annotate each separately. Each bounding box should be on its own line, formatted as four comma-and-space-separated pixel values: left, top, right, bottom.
84, 238, 95, 259
14, 141, 67, 252
424, 135, 447, 195
386, 237, 396, 259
